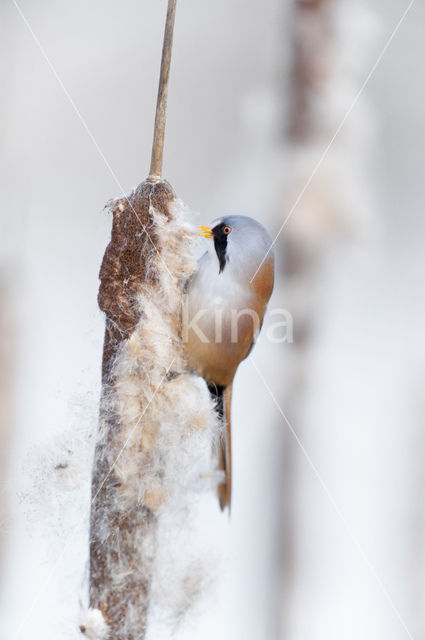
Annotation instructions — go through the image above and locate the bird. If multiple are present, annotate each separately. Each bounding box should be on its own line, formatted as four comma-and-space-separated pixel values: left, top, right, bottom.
184, 215, 274, 510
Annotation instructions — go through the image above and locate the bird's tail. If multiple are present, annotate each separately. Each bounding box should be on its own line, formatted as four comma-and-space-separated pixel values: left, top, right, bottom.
209, 383, 232, 511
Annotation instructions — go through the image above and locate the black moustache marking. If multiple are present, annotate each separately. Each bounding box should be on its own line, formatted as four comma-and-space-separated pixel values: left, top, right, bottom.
212, 224, 229, 273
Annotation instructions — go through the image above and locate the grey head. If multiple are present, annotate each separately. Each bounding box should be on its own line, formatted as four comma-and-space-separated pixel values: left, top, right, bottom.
205, 214, 274, 277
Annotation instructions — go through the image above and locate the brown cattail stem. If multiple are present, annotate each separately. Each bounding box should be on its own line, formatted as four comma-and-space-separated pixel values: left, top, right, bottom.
88, 182, 175, 640
88, 181, 216, 639
147, 0, 177, 183
279, 2, 334, 636
279, 0, 372, 637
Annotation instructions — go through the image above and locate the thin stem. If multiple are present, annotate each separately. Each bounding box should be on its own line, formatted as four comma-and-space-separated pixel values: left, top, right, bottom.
148, 0, 177, 183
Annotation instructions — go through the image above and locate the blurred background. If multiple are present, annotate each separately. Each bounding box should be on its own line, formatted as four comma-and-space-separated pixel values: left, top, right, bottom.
1, 0, 424, 638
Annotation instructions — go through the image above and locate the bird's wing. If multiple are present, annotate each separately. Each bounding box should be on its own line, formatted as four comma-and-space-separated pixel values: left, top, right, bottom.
217, 383, 233, 511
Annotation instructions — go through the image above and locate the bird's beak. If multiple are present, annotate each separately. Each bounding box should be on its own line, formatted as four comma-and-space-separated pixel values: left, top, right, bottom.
198, 225, 213, 239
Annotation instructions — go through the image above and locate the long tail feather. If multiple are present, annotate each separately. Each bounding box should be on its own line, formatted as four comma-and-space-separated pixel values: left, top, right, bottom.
209, 383, 232, 511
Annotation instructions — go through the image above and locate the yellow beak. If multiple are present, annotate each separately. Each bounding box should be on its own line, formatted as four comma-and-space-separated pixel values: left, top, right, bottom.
198, 225, 213, 239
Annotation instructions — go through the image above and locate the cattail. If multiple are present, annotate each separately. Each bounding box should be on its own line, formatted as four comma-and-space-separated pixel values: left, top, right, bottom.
84, 3, 218, 638
279, 0, 375, 636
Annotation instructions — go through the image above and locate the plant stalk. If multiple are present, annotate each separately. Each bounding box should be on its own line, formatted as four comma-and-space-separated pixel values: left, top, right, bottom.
148, 0, 177, 183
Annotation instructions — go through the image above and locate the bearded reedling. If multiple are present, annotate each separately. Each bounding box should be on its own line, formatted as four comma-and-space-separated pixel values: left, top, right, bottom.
186, 215, 275, 509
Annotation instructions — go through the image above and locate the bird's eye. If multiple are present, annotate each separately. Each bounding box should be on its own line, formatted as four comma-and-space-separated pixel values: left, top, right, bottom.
223, 226, 232, 235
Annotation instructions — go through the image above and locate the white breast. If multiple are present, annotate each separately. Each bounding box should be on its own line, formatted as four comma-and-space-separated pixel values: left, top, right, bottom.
187, 249, 253, 321
183, 249, 257, 385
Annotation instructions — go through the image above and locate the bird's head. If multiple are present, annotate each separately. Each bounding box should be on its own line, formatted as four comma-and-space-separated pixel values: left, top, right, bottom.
199, 215, 274, 277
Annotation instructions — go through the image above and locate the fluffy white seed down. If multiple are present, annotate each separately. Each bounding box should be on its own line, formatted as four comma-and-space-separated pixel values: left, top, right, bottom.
80, 609, 109, 640
105, 197, 219, 510
88, 195, 220, 633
